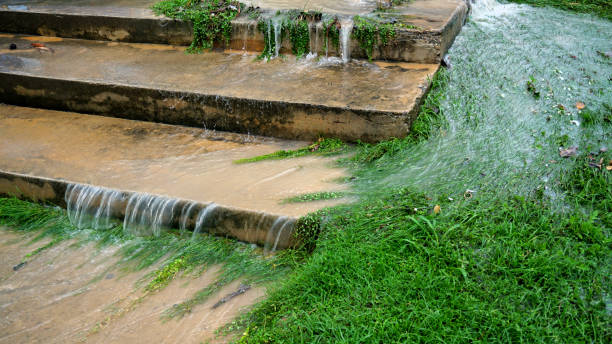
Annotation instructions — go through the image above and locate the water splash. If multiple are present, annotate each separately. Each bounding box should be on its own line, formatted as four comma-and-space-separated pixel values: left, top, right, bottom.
339, 18, 353, 63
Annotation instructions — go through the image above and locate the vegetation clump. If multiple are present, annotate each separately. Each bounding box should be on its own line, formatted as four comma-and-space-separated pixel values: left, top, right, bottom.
152, 0, 244, 52
281, 191, 345, 204
352, 15, 397, 60
234, 138, 347, 163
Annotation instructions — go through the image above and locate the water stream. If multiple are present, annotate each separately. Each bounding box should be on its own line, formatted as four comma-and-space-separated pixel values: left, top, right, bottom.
64, 183, 295, 251
339, 19, 353, 63
355, 0, 612, 206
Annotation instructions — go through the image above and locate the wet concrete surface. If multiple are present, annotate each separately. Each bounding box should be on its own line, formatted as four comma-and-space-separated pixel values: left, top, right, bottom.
1, 0, 461, 22
0, 105, 347, 218
0, 0, 467, 61
0, 230, 261, 343
0, 34, 438, 141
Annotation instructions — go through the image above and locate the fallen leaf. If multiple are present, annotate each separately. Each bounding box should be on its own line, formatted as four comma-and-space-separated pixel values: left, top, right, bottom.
433, 205, 441, 214
559, 146, 578, 158
575, 102, 585, 110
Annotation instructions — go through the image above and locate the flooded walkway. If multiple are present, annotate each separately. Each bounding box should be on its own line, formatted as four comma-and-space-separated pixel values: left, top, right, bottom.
0, 105, 347, 217
0, 230, 260, 343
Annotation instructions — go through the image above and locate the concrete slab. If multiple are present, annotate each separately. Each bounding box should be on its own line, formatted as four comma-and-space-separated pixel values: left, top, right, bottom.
0, 0, 468, 62
0, 105, 348, 247
0, 105, 346, 217
0, 34, 439, 142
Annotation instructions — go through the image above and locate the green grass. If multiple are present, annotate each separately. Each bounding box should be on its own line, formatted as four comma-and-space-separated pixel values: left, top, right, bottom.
235, 187, 611, 343
280, 191, 345, 204
234, 138, 347, 164
0, 197, 295, 317
506, 0, 612, 20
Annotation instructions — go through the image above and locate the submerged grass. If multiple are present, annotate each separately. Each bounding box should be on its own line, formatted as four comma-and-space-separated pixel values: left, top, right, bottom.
0, 198, 293, 318
506, 0, 612, 20
234, 138, 347, 163
280, 191, 345, 204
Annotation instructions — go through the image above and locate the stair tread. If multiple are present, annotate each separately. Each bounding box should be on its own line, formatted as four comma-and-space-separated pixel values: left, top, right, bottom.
0, 104, 347, 218
0, 33, 438, 114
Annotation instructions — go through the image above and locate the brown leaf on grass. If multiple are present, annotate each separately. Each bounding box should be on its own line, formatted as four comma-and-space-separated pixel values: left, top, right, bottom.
433, 205, 441, 215
575, 102, 585, 110
559, 146, 578, 158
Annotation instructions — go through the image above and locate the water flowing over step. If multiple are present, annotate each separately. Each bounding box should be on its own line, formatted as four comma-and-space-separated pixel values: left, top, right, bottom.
0, 0, 468, 63
0, 105, 348, 249
0, 34, 438, 141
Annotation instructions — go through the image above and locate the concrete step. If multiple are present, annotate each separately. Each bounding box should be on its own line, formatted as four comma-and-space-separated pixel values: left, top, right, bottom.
0, 0, 468, 63
0, 104, 348, 248
0, 33, 438, 142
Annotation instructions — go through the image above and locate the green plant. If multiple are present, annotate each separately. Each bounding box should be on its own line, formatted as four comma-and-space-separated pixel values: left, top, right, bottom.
323, 17, 340, 54
234, 138, 347, 163
281, 191, 345, 204
152, 0, 243, 53
352, 15, 396, 60
286, 20, 310, 58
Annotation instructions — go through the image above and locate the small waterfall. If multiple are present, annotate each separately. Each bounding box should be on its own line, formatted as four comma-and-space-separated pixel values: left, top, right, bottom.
273, 18, 282, 58
242, 22, 249, 52
314, 23, 319, 55
179, 201, 198, 235
123, 193, 178, 236
339, 19, 353, 63
63, 183, 296, 250
192, 203, 218, 239
65, 184, 123, 230
263, 216, 295, 254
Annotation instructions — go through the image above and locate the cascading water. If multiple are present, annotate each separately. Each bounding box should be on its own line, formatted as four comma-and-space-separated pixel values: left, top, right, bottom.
339, 18, 353, 63
63, 183, 298, 250
192, 203, 218, 239
273, 18, 282, 58
356, 0, 612, 206
66, 184, 123, 230
123, 193, 178, 236
179, 201, 198, 234
263, 216, 295, 254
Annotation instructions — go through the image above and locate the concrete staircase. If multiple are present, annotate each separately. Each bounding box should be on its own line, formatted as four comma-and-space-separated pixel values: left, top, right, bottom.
0, 0, 467, 248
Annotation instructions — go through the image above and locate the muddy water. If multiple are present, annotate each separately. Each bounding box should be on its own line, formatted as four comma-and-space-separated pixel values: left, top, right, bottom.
0, 0, 376, 15
0, 0, 156, 8
0, 230, 263, 343
0, 105, 347, 217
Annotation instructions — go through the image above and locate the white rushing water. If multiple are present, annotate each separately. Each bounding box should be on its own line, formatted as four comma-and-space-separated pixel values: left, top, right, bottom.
66, 184, 123, 230
192, 203, 218, 239
123, 193, 179, 236
339, 18, 353, 63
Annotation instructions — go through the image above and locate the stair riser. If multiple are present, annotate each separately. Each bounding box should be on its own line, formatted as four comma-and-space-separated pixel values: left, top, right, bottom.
0, 170, 298, 249
0, 4, 467, 63
0, 72, 423, 142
